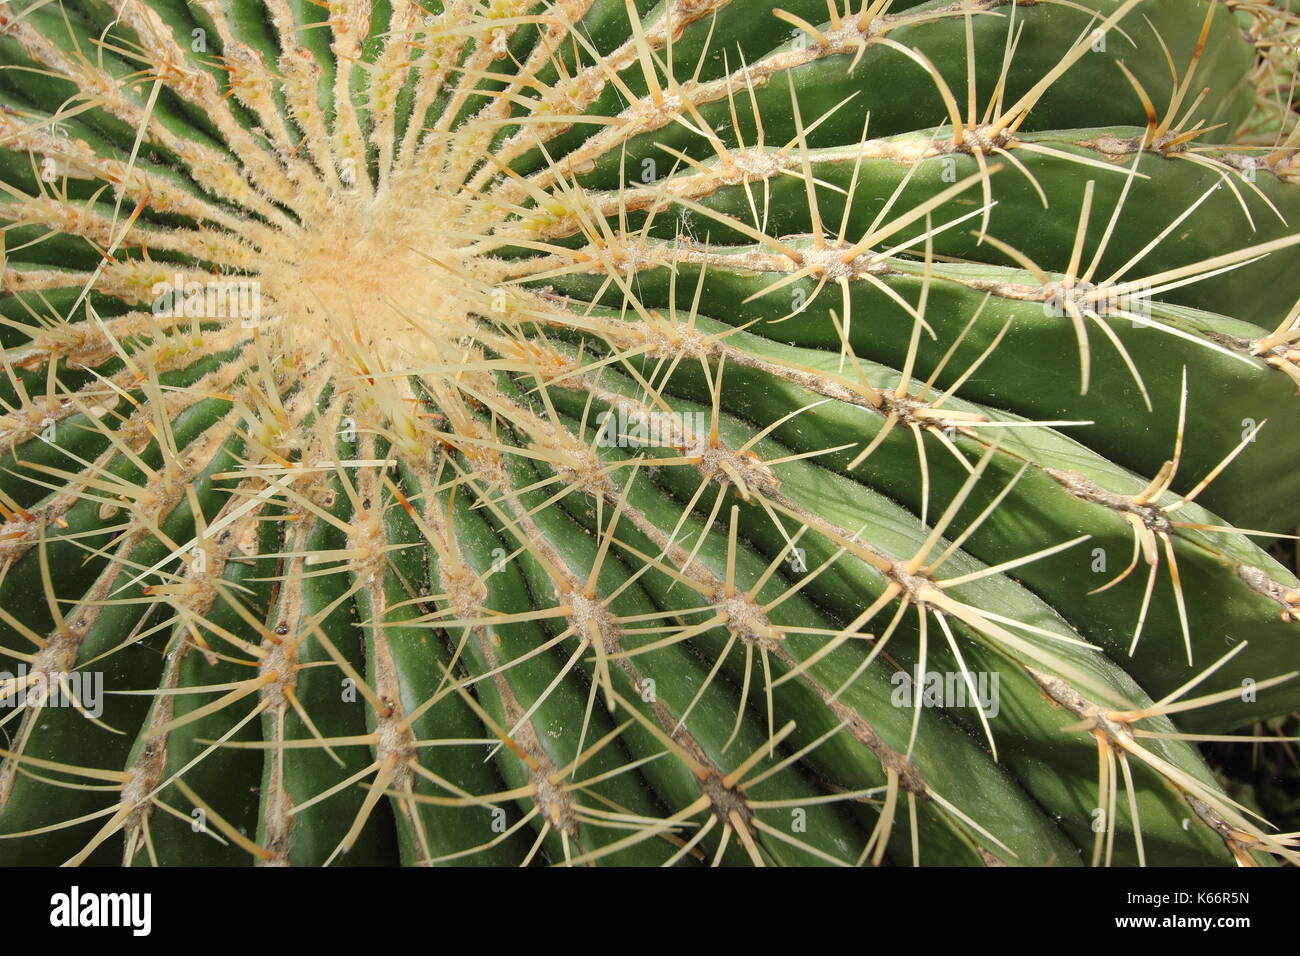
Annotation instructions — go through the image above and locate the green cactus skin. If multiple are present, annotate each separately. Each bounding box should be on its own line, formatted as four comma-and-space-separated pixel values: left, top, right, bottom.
0, 0, 1298, 867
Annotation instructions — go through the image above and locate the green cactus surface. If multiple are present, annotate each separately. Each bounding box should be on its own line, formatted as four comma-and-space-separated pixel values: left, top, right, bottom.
0, 0, 1299, 867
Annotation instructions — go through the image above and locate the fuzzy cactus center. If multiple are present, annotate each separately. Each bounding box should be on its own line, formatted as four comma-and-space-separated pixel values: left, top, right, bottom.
256, 191, 481, 371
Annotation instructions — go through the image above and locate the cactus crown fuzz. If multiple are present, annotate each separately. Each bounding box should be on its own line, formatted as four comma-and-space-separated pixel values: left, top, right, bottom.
0, 0, 1299, 867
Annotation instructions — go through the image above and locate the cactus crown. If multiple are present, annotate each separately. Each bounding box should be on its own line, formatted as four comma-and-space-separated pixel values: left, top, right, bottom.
0, 0, 1299, 867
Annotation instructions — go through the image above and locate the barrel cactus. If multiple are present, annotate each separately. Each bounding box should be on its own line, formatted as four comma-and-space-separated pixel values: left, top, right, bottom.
1, 0, 1298, 867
